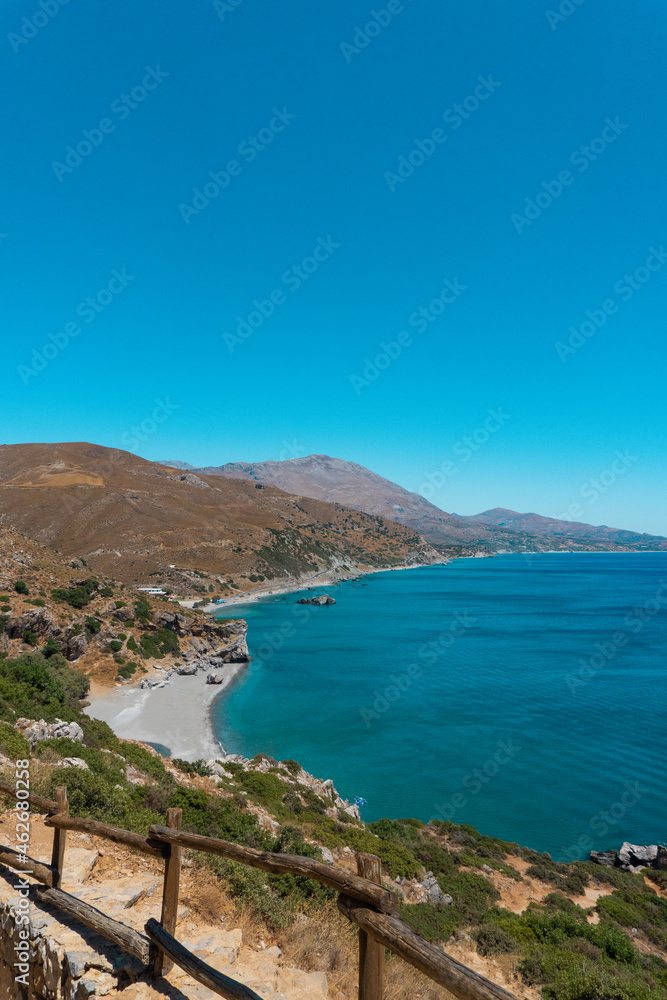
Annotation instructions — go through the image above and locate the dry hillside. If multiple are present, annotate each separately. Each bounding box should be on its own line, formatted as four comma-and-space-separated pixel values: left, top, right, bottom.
0, 444, 439, 596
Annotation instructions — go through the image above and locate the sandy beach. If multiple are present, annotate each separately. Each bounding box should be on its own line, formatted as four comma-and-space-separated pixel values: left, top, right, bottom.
84, 663, 246, 761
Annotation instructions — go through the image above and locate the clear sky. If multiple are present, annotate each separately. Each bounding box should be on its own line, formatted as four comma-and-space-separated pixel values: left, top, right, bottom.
1, 0, 666, 533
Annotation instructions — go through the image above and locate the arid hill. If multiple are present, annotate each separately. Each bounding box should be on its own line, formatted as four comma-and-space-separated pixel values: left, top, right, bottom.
169, 454, 667, 553
0, 443, 439, 595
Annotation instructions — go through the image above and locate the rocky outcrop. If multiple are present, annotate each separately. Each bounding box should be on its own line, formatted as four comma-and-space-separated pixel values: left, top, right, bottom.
207, 672, 223, 684
182, 618, 250, 664
15, 718, 84, 748
297, 594, 336, 606
591, 841, 666, 872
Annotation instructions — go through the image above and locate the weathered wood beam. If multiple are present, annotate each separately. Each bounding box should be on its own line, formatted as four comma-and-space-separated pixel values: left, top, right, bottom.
338, 895, 520, 1000
148, 826, 398, 914
145, 919, 264, 999
37, 886, 152, 964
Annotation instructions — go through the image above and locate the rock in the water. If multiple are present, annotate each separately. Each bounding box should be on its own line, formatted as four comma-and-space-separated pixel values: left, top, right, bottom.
297, 594, 336, 606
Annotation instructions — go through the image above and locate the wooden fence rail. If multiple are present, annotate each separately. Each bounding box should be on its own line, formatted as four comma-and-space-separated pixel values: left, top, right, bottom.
0, 782, 520, 1000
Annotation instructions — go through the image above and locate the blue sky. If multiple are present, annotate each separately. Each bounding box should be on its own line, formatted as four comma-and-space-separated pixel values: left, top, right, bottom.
1, 0, 666, 533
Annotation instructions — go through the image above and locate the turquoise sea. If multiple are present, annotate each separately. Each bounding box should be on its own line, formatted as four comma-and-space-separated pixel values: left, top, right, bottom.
212, 553, 667, 861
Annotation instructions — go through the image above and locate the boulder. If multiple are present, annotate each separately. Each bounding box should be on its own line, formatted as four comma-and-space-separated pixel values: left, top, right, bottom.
297, 594, 336, 606
67, 632, 88, 661
176, 664, 198, 676
207, 672, 224, 684
656, 845, 667, 871
618, 843, 659, 869
590, 850, 617, 868
55, 757, 89, 770
16, 717, 84, 747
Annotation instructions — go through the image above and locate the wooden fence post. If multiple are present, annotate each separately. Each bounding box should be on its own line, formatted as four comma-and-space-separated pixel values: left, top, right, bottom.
152, 807, 182, 977
357, 853, 384, 1000
50, 786, 68, 889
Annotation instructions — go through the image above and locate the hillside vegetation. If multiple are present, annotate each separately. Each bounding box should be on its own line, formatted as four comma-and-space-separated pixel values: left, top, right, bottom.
0, 639, 666, 999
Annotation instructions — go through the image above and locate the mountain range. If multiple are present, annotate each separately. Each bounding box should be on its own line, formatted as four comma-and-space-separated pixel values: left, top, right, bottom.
161, 454, 667, 554
0, 443, 437, 596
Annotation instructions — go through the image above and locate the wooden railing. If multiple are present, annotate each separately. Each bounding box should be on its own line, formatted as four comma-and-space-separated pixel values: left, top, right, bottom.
0, 780, 519, 1000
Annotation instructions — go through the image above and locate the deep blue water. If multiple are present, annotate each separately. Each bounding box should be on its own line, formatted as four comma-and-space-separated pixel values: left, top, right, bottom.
212, 554, 667, 860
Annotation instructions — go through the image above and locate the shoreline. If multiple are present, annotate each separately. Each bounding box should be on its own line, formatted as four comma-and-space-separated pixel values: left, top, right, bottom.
182, 559, 448, 614
84, 663, 246, 761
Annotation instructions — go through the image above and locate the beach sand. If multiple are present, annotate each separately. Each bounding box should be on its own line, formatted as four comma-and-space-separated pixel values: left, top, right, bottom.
84, 664, 245, 761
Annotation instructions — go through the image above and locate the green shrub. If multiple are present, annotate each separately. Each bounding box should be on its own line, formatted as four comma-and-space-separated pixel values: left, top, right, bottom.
109, 640, 123, 653
14, 581, 29, 595
117, 662, 136, 679
42, 638, 62, 658
100, 587, 114, 598
172, 758, 212, 777
23, 630, 39, 646
474, 923, 518, 956
51, 579, 99, 609
127, 636, 139, 652
0, 722, 30, 760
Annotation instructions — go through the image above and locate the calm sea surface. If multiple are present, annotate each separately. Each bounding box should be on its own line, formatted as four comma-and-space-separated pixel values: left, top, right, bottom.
212, 553, 667, 860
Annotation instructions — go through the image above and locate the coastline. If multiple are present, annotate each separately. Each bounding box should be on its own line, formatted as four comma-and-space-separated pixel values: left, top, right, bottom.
84, 663, 246, 761
182, 559, 446, 614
